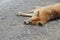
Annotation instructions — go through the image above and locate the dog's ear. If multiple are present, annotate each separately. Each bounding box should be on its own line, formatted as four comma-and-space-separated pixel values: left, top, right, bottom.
36, 11, 40, 17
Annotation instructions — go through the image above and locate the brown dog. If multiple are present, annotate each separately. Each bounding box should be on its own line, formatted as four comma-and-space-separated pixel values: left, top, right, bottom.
16, 3, 60, 26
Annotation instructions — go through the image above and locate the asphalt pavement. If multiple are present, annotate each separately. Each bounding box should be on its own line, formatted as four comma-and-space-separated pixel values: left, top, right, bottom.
0, 0, 60, 40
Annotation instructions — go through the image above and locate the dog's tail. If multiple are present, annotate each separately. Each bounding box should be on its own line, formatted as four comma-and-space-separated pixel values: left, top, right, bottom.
16, 12, 32, 17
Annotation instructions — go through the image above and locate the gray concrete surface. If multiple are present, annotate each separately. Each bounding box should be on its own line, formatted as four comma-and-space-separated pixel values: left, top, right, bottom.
0, 0, 60, 40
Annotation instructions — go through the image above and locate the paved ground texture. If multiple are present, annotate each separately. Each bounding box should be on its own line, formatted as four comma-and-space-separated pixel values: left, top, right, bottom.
0, 0, 60, 40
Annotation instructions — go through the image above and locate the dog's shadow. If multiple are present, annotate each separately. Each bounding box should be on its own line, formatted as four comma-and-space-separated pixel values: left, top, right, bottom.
49, 17, 60, 21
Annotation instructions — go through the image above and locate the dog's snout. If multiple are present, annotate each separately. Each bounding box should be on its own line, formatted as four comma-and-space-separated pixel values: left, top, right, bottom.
24, 20, 29, 24
24, 20, 32, 25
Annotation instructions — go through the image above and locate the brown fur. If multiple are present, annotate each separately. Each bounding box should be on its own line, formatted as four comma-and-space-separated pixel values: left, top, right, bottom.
17, 3, 60, 25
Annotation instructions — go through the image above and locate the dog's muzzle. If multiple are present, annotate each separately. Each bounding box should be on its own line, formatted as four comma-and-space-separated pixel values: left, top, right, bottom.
24, 20, 43, 26
24, 20, 32, 25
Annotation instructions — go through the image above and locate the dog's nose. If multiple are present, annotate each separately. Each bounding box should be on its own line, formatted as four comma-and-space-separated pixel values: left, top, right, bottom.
24, 20, 31, 25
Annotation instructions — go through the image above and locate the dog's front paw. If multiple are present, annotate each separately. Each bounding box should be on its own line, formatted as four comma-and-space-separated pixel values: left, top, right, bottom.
16, 12, 23, 16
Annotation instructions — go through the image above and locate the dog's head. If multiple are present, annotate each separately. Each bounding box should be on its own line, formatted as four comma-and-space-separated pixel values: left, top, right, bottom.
24, 10, 43, 26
